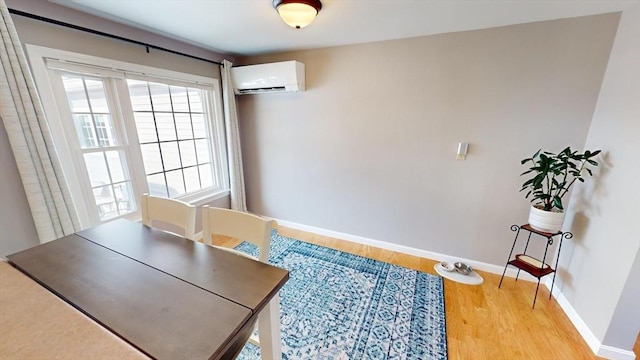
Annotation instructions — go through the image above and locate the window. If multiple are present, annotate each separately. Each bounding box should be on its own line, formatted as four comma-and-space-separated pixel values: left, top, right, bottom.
28, 46, 228, 228
127, 80, 216, 198
60, 74, 134, 221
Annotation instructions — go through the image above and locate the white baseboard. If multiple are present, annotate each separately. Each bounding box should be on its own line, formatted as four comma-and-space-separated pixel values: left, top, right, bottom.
598, 346, 637, 360
552, 290, 636, 360
270, 217, 537, 281
553, 289, 603, 354
270, 217, 636, 360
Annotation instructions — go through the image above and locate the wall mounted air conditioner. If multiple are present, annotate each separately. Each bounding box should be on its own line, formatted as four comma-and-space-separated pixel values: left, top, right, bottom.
231, 61, 305, 95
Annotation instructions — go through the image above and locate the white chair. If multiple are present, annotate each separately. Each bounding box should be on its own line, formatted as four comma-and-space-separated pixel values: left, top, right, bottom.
201, 206, 281, 359
140, 193, 199, 241
201, 205, 273, 262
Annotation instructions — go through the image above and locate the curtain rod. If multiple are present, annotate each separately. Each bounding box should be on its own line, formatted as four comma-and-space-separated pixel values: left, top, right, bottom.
8, 8, 223, 66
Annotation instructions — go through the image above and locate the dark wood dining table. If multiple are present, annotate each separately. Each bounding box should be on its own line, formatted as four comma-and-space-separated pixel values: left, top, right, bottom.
6, 218, 289, 360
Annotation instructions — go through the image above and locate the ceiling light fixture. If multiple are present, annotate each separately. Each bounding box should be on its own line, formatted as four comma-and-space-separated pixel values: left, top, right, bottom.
273, 0, 322, 29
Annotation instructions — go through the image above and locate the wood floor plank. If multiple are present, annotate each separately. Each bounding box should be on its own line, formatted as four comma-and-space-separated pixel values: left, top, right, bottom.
213, 225, 616, 359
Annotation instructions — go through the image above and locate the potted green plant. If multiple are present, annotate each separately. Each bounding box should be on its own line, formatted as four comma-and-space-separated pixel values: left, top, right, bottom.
520, 147, 601, 232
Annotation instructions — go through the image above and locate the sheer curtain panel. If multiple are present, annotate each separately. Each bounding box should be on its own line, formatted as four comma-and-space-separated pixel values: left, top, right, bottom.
221, 60, 247, 212
0, 1, 80, 242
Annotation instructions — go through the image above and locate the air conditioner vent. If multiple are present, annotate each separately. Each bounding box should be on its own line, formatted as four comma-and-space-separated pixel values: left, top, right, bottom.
231, 61, 305, 95
237, 86, 287, 94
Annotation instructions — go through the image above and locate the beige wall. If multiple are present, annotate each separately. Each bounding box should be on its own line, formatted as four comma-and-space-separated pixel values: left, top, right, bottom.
237, 14, 619, 266
562, 4, 640, 352
1, 1, 230, 257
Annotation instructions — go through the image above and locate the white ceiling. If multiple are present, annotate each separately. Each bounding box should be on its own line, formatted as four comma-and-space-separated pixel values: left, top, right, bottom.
51, 0, 636, 56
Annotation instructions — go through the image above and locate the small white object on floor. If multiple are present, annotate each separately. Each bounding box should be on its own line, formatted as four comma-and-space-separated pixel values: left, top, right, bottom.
439, 261, 455, 272
434, 263, 484, 285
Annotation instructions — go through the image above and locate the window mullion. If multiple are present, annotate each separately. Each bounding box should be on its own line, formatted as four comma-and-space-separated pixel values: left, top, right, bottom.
81, 78, 101, 148
113, 78, 147, 217
103, 78, 139, 220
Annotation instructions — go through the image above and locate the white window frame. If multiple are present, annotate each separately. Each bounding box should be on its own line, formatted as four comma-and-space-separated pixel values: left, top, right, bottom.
26, 45, 229, 228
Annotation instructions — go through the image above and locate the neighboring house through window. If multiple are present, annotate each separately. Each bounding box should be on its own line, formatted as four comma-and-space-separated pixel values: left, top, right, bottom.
27, 45, 228, 228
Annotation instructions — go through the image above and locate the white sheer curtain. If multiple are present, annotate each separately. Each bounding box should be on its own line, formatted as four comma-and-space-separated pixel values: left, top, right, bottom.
0, 2, 80, 242
220, 60, 248, 212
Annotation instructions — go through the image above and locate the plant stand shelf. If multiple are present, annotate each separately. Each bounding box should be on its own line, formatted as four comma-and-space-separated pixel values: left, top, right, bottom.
498, 224, 573, 309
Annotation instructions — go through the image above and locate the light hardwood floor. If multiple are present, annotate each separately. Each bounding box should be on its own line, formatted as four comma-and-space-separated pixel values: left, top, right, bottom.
213, 225, 638, 360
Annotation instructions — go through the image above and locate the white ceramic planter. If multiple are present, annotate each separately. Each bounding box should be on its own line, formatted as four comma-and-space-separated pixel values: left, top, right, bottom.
528, 205, 565, 233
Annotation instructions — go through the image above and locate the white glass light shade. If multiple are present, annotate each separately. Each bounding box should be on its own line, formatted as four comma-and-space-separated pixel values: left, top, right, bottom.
276, 3, 318, 29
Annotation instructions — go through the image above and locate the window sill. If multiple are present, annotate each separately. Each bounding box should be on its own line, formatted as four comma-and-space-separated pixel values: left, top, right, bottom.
179, 189, 230, 207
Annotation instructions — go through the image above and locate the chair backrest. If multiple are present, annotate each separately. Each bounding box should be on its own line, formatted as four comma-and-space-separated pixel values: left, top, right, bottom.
202, 206, 273, 262
140, 193, 197, 241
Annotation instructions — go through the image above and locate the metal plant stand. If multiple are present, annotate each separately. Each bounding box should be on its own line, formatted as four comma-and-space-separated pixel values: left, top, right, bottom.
498, 224, 573, 309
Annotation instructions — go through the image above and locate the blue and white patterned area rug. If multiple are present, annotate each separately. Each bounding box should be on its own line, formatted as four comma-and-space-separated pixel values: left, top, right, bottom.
235, 232, 448, 360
